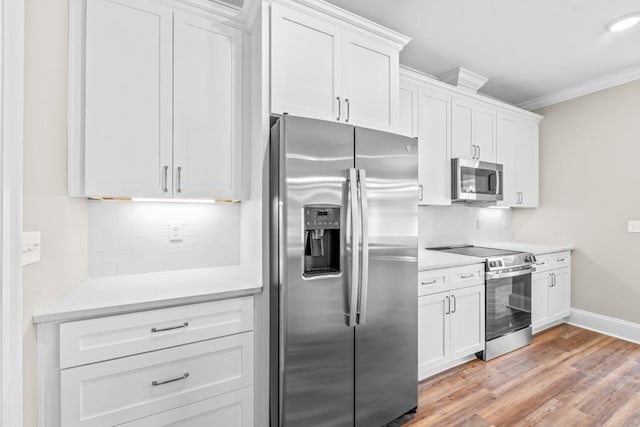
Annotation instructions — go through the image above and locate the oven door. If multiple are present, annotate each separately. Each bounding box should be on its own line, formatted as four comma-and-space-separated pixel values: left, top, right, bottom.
452, 158, 503, 202
485, 269, 532, 341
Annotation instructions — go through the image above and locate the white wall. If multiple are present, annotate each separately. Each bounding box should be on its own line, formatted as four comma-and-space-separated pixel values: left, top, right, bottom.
88, 201, 241, 276
513, 79, 640, 324
22, 0, 88, 425
419, 205, 512, 248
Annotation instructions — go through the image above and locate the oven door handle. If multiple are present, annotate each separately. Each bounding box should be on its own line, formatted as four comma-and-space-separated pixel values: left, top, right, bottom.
485, 266, 535, 280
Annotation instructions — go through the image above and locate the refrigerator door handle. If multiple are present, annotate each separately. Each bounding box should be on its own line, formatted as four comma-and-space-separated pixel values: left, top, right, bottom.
347, 168, 360, 327
357, 169, 369, 325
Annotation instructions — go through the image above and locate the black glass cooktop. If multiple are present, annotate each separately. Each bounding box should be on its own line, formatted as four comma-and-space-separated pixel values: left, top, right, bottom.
429, 245, 522, 258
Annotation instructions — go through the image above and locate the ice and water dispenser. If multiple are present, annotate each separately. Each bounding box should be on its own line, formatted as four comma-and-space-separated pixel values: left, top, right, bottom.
303, 205, 341, 277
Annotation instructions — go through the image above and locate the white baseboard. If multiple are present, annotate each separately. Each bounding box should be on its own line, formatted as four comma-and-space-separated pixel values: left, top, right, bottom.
568, 308, 640, 345
418, 354, 477, 382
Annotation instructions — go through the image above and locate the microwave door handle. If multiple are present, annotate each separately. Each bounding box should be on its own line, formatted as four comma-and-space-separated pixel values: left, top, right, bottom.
357, 169, 369, 325
347, 169, 360, 328
496, 170, 501, 196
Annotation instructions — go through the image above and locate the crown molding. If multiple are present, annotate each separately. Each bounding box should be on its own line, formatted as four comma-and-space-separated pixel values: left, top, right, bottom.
518, 64, 640, 111
439, 67, 489, 93
400, 65, 543, 122
272, 0, 411, 49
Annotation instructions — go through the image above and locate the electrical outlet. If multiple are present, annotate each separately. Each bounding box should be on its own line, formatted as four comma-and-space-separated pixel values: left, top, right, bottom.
22, 231, 41, 266
169, 223, 183, 242
628, 220, 640, 233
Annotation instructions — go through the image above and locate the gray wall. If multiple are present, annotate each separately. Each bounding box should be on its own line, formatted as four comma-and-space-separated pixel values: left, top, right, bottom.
513, 79, 640, 324
22, 0, 89, 425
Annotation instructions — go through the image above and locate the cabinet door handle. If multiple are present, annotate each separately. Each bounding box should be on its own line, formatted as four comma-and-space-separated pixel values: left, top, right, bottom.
451, 294, 457, 313
421, 279, 437, 286
419, 184, 424, 202
176, 166, 182, 193
471, 145, 476, 159
345, 98, 350, 123
553, 273, 557, 286
445, 296, 450, 315
477, 145, 481, 160
336, 96, 341, 121
152, 372, 189, 387
162, 165, 169, 193
151, 322, 189, 333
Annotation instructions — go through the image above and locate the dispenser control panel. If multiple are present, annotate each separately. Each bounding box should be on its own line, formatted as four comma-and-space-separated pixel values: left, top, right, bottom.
305, 207, 340, 230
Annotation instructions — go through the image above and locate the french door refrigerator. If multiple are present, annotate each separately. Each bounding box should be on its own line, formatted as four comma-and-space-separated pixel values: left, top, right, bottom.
269, 115, 418, 427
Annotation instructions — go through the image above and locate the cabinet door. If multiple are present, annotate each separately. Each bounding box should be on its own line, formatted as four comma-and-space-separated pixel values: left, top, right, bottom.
451, 97, 474, 159
398, 81, 417, 137
531, 272, 550, 329
515, 120, 539, 207
418, 292, 450, 379
549, 268, 571, 319
496, 113, 517, 207
342, 32, 398, 131
417, 86, 452, 206
449, 285, 484, 360
474, 105, 496, 162
173, 12, 243, 199
270, 3, 342, 121
84, 0, 173, 198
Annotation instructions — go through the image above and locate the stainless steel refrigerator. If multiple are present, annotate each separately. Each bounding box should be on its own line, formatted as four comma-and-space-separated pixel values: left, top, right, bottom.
269, 115, 418, 427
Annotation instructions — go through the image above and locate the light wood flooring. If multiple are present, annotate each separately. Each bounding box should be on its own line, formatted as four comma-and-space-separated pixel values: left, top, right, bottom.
404, 324, 640, 426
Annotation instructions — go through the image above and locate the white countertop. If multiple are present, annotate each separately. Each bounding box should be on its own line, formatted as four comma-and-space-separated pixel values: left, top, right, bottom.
33, 265, 262, 324
475, 242, 575, 256
419, 249, 483, 271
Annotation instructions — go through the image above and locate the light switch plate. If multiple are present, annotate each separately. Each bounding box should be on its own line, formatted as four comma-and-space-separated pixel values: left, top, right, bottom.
628, 220, 640, 233
22, 231, 41, 266
169, 223, 183, 242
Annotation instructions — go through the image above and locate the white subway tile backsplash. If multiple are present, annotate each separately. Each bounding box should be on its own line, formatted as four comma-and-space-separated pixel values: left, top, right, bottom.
419, 205, 512, 249
88, 201, 241, 276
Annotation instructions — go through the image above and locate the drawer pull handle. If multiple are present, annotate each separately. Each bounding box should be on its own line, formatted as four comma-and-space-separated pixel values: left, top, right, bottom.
421, 279, 437, 286
460, 274, 474, 279
152, 372, 190, 387
536, 261, 546, 265
556, 258, 566, 262
151, 322, 189, 333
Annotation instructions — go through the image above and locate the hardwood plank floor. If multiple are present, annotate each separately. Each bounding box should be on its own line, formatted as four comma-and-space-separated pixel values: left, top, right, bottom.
403, 324, 640, 427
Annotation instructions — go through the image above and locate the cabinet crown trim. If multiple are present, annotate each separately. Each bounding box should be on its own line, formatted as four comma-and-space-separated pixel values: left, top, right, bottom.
272, 0, 411, 48
400, 65, 543, 122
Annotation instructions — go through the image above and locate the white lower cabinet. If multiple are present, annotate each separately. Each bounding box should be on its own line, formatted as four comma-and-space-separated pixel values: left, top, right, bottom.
37, 297, 255, 427
532, 251, 572, 332
418, 264, 485, 380
117, 387, 253, 427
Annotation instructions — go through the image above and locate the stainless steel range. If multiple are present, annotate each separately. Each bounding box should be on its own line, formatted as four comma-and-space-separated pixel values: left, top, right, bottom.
430, 245, 536, 360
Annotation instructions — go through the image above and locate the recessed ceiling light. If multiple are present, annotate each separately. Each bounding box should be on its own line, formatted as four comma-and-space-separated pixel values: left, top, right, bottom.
608, 13, 640, 32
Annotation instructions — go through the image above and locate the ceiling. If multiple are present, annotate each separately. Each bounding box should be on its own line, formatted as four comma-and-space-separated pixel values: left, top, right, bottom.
325, 0, 640, 106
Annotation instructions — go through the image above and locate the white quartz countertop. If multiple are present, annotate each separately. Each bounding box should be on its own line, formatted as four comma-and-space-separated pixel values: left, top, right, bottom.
33, 265, 262, 324
419, 249, 483, 271
475, 242, 575, 256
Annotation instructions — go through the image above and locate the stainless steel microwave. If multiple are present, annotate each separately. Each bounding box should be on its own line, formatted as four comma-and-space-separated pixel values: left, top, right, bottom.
452, 158, 503, 203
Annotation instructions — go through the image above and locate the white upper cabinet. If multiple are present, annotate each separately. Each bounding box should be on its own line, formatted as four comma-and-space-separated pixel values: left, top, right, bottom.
515, 120, 539, 207
398, 82, 417, 138
417, 85, 451, 206
173, 12, 243, 200
342, 32, 398, 130
84, 0, 173, 198
496, 113, 517, 207
270, 4, 342, 122
72, 0, 244, 200
270, 0, 409, 132
451, 97, 496, 162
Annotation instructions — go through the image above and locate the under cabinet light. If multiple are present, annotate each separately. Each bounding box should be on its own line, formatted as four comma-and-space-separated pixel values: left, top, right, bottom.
607, 13, 640, 32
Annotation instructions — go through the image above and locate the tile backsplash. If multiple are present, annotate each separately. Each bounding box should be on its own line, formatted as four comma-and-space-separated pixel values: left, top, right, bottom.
88, 201, 241, 276
419, 204, 512, 249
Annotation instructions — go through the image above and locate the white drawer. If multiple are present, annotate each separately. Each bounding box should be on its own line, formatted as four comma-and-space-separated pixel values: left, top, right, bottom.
551, 251, 571, 269
60, 297, 253, 368
534, 252, 570, 273
61, 332, 253, 427
117, 387, 253, 427
418, 269, 448, 296
450, 264, 484, 290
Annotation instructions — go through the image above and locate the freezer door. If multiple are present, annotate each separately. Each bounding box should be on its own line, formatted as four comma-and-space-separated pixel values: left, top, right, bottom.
354, 127, 418, 427
271, 115, 356, 427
